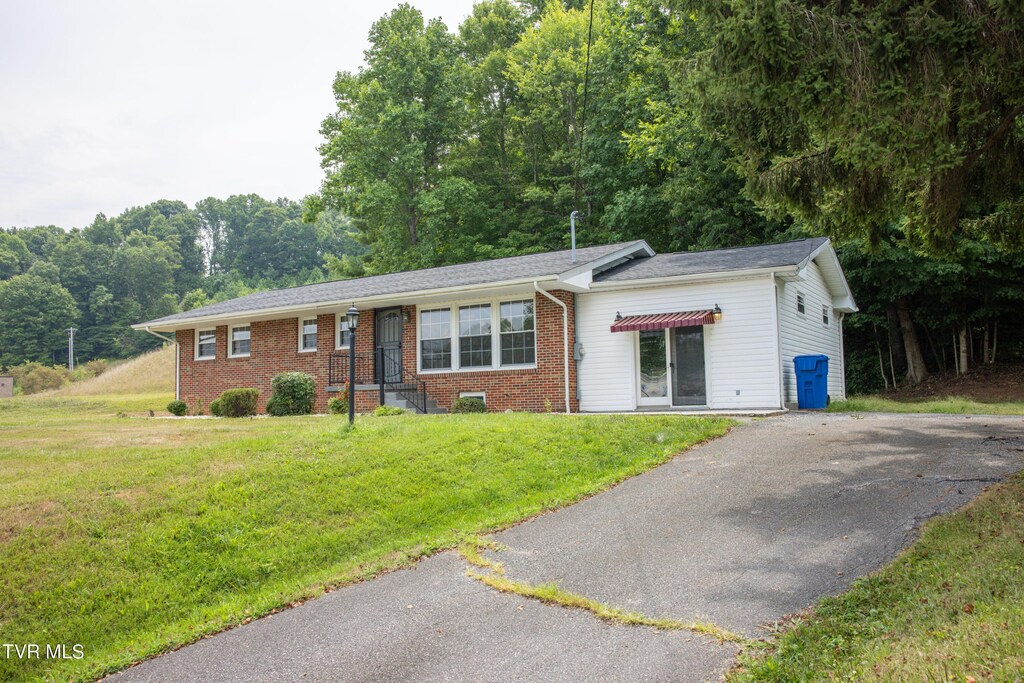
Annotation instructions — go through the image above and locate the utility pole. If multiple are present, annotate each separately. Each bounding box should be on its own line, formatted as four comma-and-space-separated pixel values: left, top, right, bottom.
67, 327, 77, 372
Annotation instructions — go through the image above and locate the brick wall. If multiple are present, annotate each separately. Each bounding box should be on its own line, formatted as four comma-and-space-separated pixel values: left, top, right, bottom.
175, 290, 578, 414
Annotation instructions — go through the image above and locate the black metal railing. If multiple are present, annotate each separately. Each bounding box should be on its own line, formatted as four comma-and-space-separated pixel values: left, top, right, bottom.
328, 347, 429, 414
375, 346, 429, 414
328, 351, 376, 386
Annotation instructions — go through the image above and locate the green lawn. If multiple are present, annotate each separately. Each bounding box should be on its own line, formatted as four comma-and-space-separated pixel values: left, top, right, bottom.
729, 473, 1024, 682
829, 395, 1024, 415
0, 394, 730, 682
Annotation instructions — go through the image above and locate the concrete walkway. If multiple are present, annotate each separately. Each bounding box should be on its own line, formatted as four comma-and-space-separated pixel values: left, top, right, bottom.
110, 413, 1024, 683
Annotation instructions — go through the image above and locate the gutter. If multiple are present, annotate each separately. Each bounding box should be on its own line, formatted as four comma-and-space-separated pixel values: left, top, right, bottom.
142, 327, 179, 401
770, 273, 785, 410
534, 282, 571, 414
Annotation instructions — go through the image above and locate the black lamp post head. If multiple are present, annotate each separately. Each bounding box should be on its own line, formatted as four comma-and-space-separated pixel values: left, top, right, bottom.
346, 304, 360, 331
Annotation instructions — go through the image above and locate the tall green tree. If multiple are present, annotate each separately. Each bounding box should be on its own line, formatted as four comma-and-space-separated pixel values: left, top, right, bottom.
0, 272, 79, 366
682, 0, 1024, 251
313, 4, 471, 272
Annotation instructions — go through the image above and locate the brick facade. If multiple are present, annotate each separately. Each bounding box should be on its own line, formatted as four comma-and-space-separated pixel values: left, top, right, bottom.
175, 290, 578, 414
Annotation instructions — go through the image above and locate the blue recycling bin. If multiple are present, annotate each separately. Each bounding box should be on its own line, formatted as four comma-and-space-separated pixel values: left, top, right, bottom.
793, 354, 829, 409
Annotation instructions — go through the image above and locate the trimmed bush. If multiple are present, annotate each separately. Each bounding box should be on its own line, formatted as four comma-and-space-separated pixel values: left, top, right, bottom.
328, 397, 348, 415
166, 400, 187, 416
266, 372, 315, 416
218, 388, 259, 418
209, 398, 224, 417
373, 405, 407, 417
452, 397, 486, 414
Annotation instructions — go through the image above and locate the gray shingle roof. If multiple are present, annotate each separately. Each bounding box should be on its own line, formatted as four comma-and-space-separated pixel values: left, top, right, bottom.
138, 241, 647, 328
594, 238, 829, 283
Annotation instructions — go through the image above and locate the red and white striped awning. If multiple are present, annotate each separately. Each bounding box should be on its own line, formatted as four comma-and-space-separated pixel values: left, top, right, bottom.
610, 310, 716, 333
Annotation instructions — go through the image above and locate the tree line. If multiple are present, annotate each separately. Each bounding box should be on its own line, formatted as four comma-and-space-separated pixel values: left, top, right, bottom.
0, 197, 363, 367
2, 0, 1021, 394
310, 0, 1024, 393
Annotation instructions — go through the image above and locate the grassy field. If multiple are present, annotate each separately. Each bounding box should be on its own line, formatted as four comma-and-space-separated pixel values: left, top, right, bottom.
729, 473, 1024, 681
52, 346, 175, 397
0, 393, 730, 682
829, 395, 1024, 416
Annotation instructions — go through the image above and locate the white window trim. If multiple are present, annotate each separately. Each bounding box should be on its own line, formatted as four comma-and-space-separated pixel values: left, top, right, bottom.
335, 313, 351, 350
298, 317, 318, 353
459, 391, 487, 406
228, 323, 251, 358
194, 328, 216, 361
796, 291, 806, 315
822, 304, 830, 326
416, 295, 537, 374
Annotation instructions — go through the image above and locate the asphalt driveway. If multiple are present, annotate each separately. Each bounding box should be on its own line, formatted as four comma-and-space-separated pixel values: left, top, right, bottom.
110, 412, 1024, 683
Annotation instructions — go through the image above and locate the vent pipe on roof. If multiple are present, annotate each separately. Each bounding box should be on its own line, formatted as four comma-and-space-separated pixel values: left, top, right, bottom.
570, 210, 580, 263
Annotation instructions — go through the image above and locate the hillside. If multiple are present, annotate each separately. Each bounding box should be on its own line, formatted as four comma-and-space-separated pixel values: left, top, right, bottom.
57, 346, 176, 397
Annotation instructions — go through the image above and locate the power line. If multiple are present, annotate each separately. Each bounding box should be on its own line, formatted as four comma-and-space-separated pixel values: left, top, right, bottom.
574, 0, 596, 213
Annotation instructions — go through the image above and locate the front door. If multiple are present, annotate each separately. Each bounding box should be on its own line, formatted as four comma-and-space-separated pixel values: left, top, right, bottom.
671, 326, 707, 406
636, 329, 669, 406
375, 307, 403, 383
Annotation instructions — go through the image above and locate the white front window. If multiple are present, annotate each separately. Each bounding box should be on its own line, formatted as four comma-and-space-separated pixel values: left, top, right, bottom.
417, 296, 536, 373
299, 318, 318, 352
336, 315, 351, 349
195, 329, 216, 360
229, 324, 251, 358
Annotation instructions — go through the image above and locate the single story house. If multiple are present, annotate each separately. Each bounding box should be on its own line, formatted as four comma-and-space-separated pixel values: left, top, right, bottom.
133, 237, 857, 414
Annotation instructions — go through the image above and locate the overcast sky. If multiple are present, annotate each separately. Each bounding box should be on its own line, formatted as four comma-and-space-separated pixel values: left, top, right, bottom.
0, 0, 476, 229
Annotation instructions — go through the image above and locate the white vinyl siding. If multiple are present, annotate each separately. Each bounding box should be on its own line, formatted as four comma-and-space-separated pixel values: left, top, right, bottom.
577, 277, 782, 411
777, 260, 846, 405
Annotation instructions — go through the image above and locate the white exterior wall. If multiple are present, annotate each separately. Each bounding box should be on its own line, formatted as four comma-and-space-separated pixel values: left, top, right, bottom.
577, 277, 782, 411
776, 260, 846, 405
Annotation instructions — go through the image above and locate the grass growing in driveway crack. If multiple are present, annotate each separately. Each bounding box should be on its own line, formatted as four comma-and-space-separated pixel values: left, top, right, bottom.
728, 472, 1024, 681
457, 536, 750, 645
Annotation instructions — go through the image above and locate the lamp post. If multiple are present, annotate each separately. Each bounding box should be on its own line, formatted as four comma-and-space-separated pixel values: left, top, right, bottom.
346, 305, 360, 425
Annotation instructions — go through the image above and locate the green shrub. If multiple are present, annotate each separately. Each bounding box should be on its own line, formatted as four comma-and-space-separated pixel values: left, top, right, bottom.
328, 397, 348, 415
209, 398, 224, 417
373, 405, 407, 417
266, 372, 315, 416
6, 362, 71, 394
217, 388, 259, 418
451, 397, 486, 414
166, 400, 187, 416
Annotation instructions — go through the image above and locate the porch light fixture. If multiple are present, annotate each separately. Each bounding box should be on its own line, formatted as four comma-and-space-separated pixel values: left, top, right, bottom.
346, 305, 359, 425
712, 304, 723, 322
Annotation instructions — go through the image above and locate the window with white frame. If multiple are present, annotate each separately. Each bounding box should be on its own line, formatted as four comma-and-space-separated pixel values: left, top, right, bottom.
417, 297, 538, 372
822, 305, 830, 325
299, 318, 317, 352
796, 293, 806, 314
196, 329, 216, 359
500, 300, 535, 366
459, 304, 492, 368
336, 315, 351, 349
420, 308, 452, 370
229, 324, 251, 357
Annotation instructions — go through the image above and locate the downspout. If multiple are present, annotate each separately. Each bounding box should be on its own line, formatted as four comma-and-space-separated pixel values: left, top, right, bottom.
143, 327, 179, 401
534, 282, 571, 414
770, 273, 785, 410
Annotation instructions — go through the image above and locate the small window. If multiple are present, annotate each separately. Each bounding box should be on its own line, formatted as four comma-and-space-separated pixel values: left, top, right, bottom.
230, 325, 251, 357
459, 304, 492, 368
420, 308, 452, 370
460, 391, 486, 407
300, 318, 317, 352
796, 293, 805, 314
822, 305, 830, 325
196, 329, 216, 359
500, 300, 535, 366
336, 316, 351, 349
